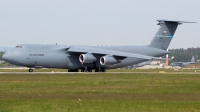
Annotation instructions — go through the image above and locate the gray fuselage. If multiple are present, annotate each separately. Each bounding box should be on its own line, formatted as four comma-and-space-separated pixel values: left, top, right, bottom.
3, 44, 168, 69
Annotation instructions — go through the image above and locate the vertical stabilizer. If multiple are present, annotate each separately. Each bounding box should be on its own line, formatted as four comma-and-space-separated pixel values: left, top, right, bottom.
149, 20, 196, 50
191, 56, 195, 62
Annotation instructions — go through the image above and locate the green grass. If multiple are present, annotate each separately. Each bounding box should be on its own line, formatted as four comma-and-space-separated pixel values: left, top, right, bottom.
1, 73, 200, 112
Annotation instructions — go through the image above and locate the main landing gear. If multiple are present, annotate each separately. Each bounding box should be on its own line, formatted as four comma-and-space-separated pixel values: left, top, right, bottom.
68, 69, 79, 72
68, 67, 106, 72
100, 67, 106, 72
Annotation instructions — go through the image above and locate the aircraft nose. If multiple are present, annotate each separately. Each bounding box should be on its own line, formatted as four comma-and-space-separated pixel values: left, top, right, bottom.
2, 53, 6, 60
2, 53, 13, 62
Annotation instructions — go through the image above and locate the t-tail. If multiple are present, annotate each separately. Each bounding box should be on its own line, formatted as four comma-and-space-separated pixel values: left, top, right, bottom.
149, 20, 196, 50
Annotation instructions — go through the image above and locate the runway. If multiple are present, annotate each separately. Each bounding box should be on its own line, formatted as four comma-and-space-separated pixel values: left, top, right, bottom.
0, 71, 200, 74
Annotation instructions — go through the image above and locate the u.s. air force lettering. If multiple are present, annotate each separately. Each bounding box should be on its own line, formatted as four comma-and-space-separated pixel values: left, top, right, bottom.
29, 54, 44, 56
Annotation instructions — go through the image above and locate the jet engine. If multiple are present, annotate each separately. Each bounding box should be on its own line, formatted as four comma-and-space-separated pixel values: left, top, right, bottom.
79, 53, 97, 63
100, 56, 118, 65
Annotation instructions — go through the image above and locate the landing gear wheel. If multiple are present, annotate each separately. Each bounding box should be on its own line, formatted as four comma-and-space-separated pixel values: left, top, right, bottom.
81, 67, 85, 72
68, 69, 79, 72
100, 67, 106, 72
87, 67, 92, 72
75, 69, 79, 72
29, 69, 33, 72
95, 68, 100, 72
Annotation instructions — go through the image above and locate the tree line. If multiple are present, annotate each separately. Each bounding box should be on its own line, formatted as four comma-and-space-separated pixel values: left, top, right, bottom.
169, 47, 200, 62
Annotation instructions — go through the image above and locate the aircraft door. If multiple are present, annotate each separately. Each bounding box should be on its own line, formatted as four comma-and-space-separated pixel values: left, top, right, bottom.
26, 54, 38, 67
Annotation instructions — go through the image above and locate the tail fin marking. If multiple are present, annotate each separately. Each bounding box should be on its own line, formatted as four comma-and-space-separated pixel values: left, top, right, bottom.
149, 20, 196, 50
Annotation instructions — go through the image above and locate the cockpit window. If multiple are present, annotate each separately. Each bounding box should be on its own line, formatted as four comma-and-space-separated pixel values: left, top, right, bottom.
16, 46, 22, 48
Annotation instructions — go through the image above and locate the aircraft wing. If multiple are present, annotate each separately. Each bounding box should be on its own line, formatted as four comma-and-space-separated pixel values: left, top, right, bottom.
173, 62, 183, 64
67, 46, 163, 60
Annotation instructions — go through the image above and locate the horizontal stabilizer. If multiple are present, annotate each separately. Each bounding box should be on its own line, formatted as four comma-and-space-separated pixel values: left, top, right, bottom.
157, 20, 197, 25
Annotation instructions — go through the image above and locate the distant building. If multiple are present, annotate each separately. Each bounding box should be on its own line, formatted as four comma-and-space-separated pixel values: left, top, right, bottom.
0, 61, 4, 63
150, 60, 161, 65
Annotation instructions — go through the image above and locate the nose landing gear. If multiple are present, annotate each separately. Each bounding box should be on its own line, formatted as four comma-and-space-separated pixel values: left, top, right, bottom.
29, 68, 33, 72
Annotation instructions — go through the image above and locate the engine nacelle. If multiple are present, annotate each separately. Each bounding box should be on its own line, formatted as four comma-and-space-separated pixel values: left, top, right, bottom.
79, 53, 97, 63
100, 56, 118, 65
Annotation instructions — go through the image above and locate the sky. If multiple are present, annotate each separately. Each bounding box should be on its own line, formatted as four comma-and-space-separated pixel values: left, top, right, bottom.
0, 0, 199, 49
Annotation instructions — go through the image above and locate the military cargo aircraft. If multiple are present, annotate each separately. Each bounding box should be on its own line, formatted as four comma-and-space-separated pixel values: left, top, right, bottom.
2, 20, 195, 72
170, 56, 197, 67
